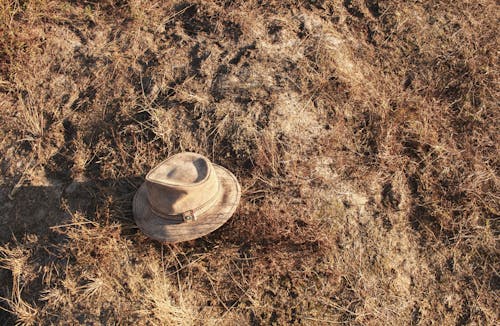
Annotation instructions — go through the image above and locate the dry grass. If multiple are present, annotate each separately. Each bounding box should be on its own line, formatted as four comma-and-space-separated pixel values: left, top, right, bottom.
0, 0, 498, 324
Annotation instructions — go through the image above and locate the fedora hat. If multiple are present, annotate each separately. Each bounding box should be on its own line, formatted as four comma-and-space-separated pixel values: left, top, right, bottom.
133, 152, 241, 243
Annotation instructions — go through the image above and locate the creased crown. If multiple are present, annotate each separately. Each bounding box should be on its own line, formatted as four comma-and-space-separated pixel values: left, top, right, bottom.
145, 153, 220, 216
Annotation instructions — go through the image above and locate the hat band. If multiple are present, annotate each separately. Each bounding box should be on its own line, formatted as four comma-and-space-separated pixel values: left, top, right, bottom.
149, 182, 220, 223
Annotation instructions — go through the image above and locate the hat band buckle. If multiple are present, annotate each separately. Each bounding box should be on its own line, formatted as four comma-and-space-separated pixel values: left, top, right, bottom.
149, 182, 221, 223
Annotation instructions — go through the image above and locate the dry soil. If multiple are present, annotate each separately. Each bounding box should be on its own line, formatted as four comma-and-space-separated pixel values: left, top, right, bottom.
0, 0, 498, 325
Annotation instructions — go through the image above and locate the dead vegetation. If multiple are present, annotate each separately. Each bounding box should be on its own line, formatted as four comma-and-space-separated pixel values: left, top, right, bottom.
0, 0, 498, 324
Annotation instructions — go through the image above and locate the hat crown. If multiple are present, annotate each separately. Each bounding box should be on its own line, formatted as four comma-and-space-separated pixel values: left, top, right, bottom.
149, 153, 209, 186
145, 153, 219, 217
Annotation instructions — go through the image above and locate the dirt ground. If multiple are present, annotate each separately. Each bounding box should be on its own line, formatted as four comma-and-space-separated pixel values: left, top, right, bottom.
0, 0, 498, 324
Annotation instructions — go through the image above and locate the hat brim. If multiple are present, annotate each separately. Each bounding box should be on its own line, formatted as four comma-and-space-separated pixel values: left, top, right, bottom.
133, 164, 241, 243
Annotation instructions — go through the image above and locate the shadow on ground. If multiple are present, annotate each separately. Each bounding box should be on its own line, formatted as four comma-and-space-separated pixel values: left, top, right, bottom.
0, 176, 143, 245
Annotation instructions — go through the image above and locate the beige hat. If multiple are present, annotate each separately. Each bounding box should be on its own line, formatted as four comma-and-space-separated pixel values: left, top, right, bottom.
133, 152, 241, 243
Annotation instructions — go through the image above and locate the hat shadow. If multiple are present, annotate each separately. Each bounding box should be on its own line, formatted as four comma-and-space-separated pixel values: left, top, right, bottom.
0, 176, 143, 244
0, 173, 243, 246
